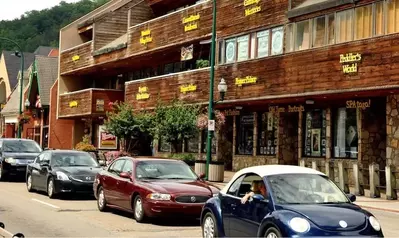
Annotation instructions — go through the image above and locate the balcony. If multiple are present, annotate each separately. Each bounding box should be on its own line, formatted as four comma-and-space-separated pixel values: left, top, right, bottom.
58, 88, 124, 118
125, 67, 211, 110
60, 42, 93, 75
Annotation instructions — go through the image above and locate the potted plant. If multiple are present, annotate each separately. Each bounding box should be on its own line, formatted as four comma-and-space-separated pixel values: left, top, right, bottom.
18, 113, 31, 125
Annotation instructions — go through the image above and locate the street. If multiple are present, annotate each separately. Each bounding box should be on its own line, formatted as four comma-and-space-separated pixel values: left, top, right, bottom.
0, 181, 398, 237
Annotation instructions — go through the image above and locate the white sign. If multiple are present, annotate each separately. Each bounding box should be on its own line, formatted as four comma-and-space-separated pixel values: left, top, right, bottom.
208, 120, 215, 131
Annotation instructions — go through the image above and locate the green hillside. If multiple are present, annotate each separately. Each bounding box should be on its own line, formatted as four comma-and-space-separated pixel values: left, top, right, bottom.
0, 0, 109, 52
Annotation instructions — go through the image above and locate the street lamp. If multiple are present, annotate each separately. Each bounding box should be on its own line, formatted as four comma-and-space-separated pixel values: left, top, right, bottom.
0, 37, 24, 138
24, 99, 30, 108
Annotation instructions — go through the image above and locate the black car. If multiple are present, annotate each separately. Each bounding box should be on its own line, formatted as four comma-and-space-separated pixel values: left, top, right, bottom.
0, 139, 42, 181
26, 150, 102, 198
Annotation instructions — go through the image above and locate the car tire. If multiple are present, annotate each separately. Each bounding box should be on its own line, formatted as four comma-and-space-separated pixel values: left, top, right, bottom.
133, 195, 146, 223
97, 187, 108, 212
202, 212, 219, 238
264, 227, 282, 238
47, 178, 56, 199
26, 174, 34, 192
0, 165, 8, 181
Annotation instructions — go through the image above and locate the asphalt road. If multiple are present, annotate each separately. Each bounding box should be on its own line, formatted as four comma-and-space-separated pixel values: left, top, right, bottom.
0, 180, 398, 237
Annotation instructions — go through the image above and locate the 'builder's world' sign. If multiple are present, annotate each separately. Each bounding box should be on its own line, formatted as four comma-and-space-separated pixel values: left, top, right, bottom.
340, 53, 361, 74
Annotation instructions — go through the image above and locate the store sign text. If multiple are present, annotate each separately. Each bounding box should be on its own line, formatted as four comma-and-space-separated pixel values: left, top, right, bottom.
69, 101, 78, 108
223, 109, 240, 116
235, 76, 257, 86
140, 29, 152, 45
340, 53, 361, 74
136, 86, 150, 100
244, 0, 261, 16
268, 105, 305, 113
72, 55, 80, 61
183, 14, 200, 32
180, 84, 197, 93
346, 100, 371, 110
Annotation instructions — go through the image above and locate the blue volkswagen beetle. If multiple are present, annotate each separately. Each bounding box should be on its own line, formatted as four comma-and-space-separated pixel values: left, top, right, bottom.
200, 165, 383, 237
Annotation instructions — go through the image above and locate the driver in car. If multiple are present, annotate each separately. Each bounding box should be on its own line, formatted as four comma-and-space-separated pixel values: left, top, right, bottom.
241, 180, 267, 204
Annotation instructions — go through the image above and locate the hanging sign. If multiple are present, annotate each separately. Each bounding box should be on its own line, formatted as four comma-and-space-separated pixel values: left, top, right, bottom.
235, 76, 257, 86
244, 0, 261, 16
98, 125, 118, 150
208, 120, 215, 131
183, 14, 200, 32
340, 53, 361, 74
140, 29, 153, 45
136, 86, 150, 100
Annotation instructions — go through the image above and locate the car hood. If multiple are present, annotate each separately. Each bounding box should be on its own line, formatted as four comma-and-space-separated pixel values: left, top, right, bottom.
277, 203, 368, 231
55, 166, 102, 176
140, 179, 214, 195
2, 152, 40, 159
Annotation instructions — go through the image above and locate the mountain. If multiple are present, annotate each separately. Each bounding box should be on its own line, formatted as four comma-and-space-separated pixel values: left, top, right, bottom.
0, 0, 109, 52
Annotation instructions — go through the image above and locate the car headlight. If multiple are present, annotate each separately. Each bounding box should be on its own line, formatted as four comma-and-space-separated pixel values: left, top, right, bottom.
146, 193, 171, 201
56, 171, 70, 181
289, 217, 310, 233
369, 216, 381, 231
4, 158, 16, 165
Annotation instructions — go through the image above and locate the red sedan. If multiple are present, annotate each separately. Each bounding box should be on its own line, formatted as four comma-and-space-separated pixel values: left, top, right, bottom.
93, 157, 220, 222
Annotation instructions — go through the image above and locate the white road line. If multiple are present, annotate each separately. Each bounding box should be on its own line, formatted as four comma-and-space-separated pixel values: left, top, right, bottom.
0, 226, 14, 237
31, 198, 60, 209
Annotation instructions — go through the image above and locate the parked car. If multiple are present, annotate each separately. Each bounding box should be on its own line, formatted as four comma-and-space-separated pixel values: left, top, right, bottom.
200, 165, 384, 238
94, 157, 220, 222
0, 138, 43, 181
26, 150, 102, 198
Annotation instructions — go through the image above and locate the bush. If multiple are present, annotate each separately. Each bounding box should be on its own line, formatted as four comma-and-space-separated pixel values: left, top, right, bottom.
75, 135, 96, 152
170, 153, 195, 165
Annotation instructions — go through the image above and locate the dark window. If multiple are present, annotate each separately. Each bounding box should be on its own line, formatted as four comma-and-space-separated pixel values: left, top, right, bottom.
333, 108, 358, 158
258, 112, 278, 155
227, 174, 245, 196
185, 133, 199, 153
201, 130, 216, 154
303, 109, 327, 157
236, 114, 254, 155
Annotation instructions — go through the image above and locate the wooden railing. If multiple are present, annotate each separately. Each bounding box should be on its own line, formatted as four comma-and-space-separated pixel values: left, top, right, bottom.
59, 42, 93, 75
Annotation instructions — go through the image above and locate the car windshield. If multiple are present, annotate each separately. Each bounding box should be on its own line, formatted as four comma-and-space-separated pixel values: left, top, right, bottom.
136, 160, 197, 180
267, 174, 349, 205
3, 140, 42, 153
51, 152, 99, 167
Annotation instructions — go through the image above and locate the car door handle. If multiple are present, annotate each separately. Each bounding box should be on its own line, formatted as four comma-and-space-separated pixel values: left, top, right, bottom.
231, 204, 237, 209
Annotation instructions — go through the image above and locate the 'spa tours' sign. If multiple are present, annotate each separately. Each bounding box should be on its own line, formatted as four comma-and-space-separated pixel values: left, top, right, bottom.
340, 53, 361, 74
183, 14, 200, 32
136, 86, 150, 100
98, 125, 118, 150
346, 99, 371, 110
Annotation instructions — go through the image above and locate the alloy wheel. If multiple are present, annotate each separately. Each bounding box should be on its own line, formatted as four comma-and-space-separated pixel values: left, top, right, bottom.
266, 232, 278, 238
98, 189, 105, 209
47, 179, 54, 198
135, 197, 143, 218
27, 175, 33, 192
203, 215, 215, 238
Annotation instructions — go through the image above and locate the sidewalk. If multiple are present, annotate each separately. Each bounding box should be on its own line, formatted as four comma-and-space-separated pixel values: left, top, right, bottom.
208, 171, 399, 214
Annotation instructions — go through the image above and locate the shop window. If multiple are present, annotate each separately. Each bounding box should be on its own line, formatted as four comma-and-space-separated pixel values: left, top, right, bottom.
375, 1, 384, 36
225, 38, 237, 63
237, 35, 250, 61
271, 26, 284, 55
333, 108, 358, 158
355, 4, 373, 40
313, 16, 326, 47
236, 114, 254, 155
258, 112, 278, 155
201, 130, 216, 154
285, 24, 294, 53
303, 109, 327, 157
158, 137, 171, 152
185, 134, 199, 153
295, 20, 311, 51
336, 9, 354, 43
257, 30, 269, 58
387, 0, 399, 34
327, 14, 335, 45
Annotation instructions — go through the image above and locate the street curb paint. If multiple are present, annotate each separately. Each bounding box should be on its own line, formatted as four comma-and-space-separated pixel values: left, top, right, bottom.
31, 198, 60, 209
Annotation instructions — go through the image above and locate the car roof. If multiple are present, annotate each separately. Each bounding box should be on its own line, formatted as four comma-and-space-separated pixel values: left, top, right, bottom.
220, 165, 325, 193
118, 156, 182, 163
0, 138, 36, 142
50, 150, 88, 154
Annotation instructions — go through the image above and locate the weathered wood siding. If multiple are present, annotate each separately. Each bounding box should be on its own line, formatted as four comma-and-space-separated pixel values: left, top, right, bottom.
60, 42, 93, 75
130, 1, 155, 27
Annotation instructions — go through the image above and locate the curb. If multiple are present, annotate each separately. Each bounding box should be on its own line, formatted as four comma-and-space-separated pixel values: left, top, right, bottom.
358, 205, 399, 214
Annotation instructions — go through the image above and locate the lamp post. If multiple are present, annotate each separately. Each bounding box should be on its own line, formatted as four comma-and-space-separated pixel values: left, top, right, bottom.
0, 37, 24, 138
24, 99, 30, 108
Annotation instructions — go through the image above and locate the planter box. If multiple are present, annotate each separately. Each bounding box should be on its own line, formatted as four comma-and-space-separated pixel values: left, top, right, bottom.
195, 160, 206, 175
208, 161, 224, 182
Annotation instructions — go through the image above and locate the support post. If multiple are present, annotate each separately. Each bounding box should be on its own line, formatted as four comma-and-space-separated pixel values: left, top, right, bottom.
353, 163, 364, 196
311, 160, 318, 171
325, 161, 335, 180
385, 165, 397, 200
338, 161, 349, 193
369, 163, 381, 198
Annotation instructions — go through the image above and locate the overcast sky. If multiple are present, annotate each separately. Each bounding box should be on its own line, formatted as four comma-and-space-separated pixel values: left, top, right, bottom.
0, 0, 81, 21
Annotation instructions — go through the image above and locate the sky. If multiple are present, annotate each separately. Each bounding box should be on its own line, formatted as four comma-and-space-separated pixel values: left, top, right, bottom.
0, 0, 81, 21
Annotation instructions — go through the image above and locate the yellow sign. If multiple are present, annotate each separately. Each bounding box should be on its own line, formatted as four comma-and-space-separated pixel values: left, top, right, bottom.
244, 0, 261, 6
244, 0, 261, 16
269, 105, 305, 114
72, 55, 80, 61
140, 30, 152, 45
136, 86, 150, 100
245, 6, 261, 16
235, 76, 257, 86
346, 100, 371, 110
340, 53, 361, 74
183, 14, 200, 32
69, 101, 78, 108
180, 84, 197, 93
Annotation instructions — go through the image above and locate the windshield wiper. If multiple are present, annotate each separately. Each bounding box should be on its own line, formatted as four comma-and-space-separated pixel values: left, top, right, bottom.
140, 177, 162, 180
164, 177, 191, 180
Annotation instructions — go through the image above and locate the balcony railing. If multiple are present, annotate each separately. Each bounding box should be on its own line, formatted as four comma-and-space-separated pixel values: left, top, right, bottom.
60, 41, 93, 75
58, 88, 124, 118
125, 67, 211, 110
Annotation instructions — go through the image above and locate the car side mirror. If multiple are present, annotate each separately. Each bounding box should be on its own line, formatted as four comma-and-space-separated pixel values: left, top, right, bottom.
199, 173, 206, 179
120, 172, 131, 179
347, 193, 356, 202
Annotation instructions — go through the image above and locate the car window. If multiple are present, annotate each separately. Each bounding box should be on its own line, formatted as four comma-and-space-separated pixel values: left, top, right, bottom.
0, 140, 3, 150
109, 159, 125, 174
2, 140, 42, 153
34, 154, 44, 163
227, 175, 245, 196
228, 173, 265, 198
122, 160, 133, 173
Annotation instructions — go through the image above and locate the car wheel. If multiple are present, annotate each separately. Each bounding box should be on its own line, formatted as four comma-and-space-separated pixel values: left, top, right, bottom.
264, 227, 282, 238
133, 195, 146, 223
202, 212, 218, 238
26, 174, 34, 192
47, 178, 56, 199
0, 165, 7, 181
97, 187, 108, 212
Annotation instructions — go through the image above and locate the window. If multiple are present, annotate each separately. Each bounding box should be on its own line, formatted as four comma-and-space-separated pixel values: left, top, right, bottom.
225, 38, 236, 63
303, 109, 327, 157
135, 160, 197, 180
237, 35, 250, 61
185, 134, 200, 153
336, 9, 354, 43
51, 152, 99, 167
236, 114, 254, 155
327, 14, 335, 44
227, 175, 245, 196
387, 0, 399, 33
375, 1, 384, 36
333, 108, 358, 158
355, 5, 373, 40
313, 16, 326, 47
3, 140, 42, 153
285, 24, 295, 53
122, 160, 133, 173
295, 20, 311, 50
258, 112, 278, 155
271, 26, 284, 55
109, 159, 125, 174
257, 30, 269, 58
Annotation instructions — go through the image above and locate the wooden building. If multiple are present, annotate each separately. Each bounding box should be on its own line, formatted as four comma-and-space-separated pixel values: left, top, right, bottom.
56, 0, 399, 193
